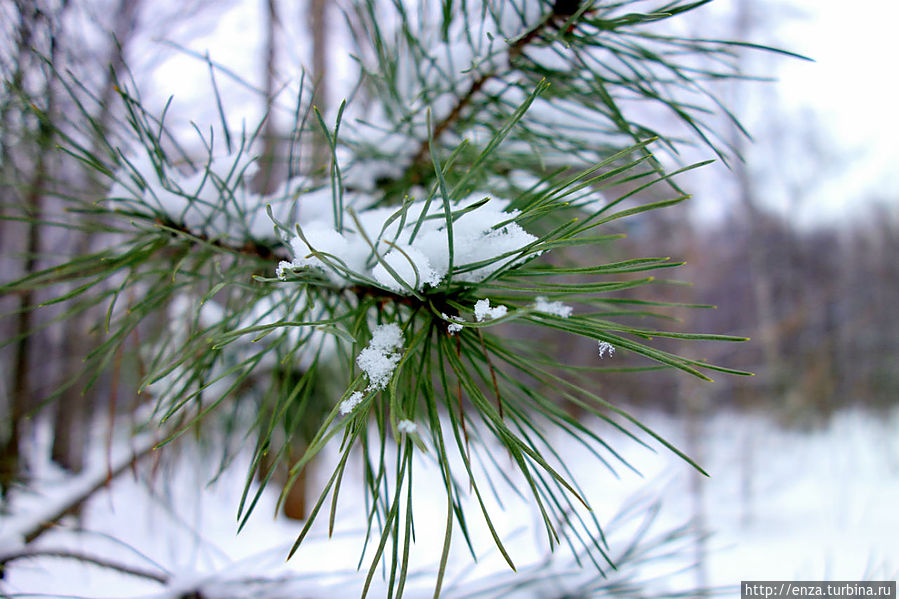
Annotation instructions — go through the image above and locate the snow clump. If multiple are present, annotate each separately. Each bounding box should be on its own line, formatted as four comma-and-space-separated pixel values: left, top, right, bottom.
356, 323, 405, 391
474, 298, 507, 321
442, 313, 464, 335
397, 419, 418, 434
277, 194, 538, 292
534, 296, 572, 318
340, 391, 364, 415
597, 341, 615, 358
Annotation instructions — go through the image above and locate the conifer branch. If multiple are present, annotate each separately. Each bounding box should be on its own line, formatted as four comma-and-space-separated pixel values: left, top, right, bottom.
154, 217, 285, 261
404, 8, 563, 184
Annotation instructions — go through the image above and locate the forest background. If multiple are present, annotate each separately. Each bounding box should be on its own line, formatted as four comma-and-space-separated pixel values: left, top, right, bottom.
1, 0, 897, 596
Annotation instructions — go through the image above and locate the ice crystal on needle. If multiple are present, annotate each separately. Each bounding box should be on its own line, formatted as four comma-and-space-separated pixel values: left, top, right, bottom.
397, 419, 418, 434
339, 391, 364, 415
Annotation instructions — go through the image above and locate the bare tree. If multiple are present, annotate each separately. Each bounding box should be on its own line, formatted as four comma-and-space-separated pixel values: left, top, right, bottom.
1, 0, 71, 495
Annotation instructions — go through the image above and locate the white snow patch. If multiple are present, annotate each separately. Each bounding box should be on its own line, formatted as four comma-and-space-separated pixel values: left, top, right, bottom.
356, 323, 405, 391
598, 340, 615, 358
278, 195, 537, 293
339, 392, 364, 415
474, 298, 507, 322
4, 407, 899, 597
372, 243, 442, 293
369, 322, 404, 351
534, 296, 572, 318
396, 420, 417, 434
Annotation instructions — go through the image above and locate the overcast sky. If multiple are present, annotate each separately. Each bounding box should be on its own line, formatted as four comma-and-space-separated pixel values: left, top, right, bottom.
770, 0, 899, 225
138, 0, 899, 228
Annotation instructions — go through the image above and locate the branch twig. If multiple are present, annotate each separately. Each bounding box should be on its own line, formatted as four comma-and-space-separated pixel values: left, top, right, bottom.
404, 11, 559, 182
16, 434, 159, 545
0, 548, 168, 584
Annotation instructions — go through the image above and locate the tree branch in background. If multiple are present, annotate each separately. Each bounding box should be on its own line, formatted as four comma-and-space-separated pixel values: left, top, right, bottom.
405, 8, 562, 184
0, 548, 168, 585
15, 434, 159, 545
2, 0, 66, 497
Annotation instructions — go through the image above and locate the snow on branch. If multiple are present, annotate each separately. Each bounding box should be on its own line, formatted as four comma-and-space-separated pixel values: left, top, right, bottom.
277, 194, 538, 294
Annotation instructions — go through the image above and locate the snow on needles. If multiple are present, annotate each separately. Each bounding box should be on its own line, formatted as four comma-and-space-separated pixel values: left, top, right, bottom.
474, 298, 507, 321
534, 296, 572, 318
340, 391, 364, 415
598, 341, 615, 359
108, 149, 293, 242
397, 419, 418, 434
277, 194, 538, 293
356, 323, 405, 391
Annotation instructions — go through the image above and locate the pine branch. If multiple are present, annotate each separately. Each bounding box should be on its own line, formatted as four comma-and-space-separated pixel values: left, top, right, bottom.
407, 74, 490, 182
1, 2, 782, 593
156, 216, 284, 262
403, 8, 563, 184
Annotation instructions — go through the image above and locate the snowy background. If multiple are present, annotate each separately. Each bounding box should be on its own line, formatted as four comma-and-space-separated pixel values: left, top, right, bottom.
2, 408, 897, 596
2, 0, 898, 596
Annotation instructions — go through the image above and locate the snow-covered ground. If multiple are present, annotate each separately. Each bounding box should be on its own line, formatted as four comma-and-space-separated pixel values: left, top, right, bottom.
1, 407, 896, 597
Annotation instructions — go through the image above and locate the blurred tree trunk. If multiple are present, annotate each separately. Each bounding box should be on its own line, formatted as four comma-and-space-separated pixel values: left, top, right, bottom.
252, 0, 285, 194
279, 0, 330, 521
1, 0, 70, 496
308, 0, 329, 174
0, 0, 37, 498
51, 0, 143, 473
731, 0, 782, 398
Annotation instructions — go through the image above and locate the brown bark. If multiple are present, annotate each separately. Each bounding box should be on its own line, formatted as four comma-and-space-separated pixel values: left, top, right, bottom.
275, 0, 331, 522
1, 0, 66, 496
252, 0, 286, 194
52, 0, 142, 474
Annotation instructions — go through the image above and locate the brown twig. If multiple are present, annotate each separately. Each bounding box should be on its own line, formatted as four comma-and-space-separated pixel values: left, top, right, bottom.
0, 548, 168, 584
19, 435, 159, 544
156, 217, 283, 261
455, 335, 471, 465
403, 11, 559, 183
408, 74, 493, 177
477, 330, 504, 420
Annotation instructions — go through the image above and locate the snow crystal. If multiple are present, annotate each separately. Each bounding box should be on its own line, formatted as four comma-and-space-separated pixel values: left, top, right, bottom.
397, 419, 417, 434
598, 341, 615, 358
441, 312, 465, 334
340, 391, 364, 415
357, 323, 405, 391
534, 296, 572, 318
357, 347, 401, 391
474, 298, 507, 322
